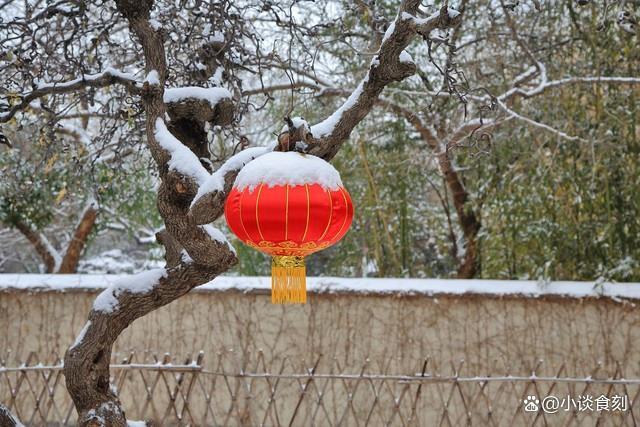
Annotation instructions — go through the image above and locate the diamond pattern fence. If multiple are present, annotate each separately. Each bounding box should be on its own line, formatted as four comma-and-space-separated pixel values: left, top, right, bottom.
1, 350, 639, 426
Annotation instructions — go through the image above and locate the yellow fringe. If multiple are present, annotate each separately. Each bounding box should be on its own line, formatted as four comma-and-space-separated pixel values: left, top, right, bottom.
271, 256, 307, 304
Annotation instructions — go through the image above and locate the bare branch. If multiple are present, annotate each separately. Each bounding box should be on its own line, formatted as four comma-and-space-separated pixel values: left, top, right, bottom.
0, 68, 141, 123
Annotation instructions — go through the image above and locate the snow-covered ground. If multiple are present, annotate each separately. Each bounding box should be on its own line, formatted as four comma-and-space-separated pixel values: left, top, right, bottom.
0, 274, 639, 301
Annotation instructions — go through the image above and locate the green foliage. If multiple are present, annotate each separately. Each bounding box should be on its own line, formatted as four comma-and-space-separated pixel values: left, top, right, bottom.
0, 133, 84, 228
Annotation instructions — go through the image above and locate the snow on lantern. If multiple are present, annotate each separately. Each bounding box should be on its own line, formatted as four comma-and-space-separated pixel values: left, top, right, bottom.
224, 151, 354, 304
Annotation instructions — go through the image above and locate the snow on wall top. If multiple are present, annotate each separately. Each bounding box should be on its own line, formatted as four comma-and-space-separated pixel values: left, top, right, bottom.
2, 274, 640, 302
233, 151, 343, 191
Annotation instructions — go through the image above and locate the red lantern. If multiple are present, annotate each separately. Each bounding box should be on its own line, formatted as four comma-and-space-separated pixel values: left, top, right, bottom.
225, 152, 354, 304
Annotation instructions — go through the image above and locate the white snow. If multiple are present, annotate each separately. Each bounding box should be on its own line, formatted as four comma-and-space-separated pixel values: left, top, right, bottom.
41, 233, 62, 272
154, 118, 210, 184
36, 67, 138, 90
210, 31, 224, 43
144, 70, 160, 85
127, 421, 147, 427
203, 23, 225, 43
149, 19, 161, 30
210, 68, 224, 86
71, 321, 91, 349
310, 78, 366, 138
381, 20, 396, 45
92, 268, 167, 313
399, 50, 414, 64
447, 7, 460, 18
191, 145, 274, 207
3, 274, 640, 302
403, 10, 440, 27
163, 87, 231, 106
233, 151, 343, 191
200, 224, 236, 254
281, 116, 310, 134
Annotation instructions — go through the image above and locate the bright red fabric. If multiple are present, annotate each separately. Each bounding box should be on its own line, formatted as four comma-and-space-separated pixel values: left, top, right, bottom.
225, 183, 354, 257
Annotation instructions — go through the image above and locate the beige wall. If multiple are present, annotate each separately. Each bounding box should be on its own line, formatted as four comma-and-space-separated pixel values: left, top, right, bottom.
1, 288, 639, 376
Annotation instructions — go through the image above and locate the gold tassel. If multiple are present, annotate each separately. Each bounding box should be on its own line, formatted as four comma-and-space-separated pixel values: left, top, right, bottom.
271, 256, 306, 304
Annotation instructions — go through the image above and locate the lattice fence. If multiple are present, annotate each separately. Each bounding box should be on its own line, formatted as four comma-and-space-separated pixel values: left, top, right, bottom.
1, 350, 639, 426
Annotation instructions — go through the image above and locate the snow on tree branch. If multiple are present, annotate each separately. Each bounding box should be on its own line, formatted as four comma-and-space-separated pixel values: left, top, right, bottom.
163, 87, 232, 106
93, 268, 167, 313
300, 2, 462, 160
153, 118, 210, 185
190, 145, 275, 225
0, 68, 141, 123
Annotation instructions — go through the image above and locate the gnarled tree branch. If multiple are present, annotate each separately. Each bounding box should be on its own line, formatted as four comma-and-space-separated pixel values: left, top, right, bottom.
63, 1, 462, 425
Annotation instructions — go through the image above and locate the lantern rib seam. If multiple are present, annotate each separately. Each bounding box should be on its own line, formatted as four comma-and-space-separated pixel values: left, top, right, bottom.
255, 184, 265, 242
238, 189, 253, 245
331, 187, 349, 242
319, 189, 333, 241
301, 184, 310, 242
285, 185, 289, 241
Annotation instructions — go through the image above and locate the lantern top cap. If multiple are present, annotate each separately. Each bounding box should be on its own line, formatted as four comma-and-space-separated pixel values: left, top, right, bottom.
234, 151, 343, 191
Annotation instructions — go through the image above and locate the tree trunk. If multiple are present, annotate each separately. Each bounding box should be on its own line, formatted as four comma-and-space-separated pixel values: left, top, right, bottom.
58, 204, 98, 273
439, 154, 481, 278
0, 405, 21, 427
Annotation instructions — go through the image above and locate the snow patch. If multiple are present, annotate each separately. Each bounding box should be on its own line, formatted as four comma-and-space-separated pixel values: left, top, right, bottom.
399, 50, 414, 64
447, 7, 460, 19
154, 118, 210, 185
233, 151, 343, 191
36, 67, 138, 90
93, 268, 167, 313
310, 78, 367, 138
145, 70, 160, 85
203, 23, 225, 43
200, 224, 236, 254
381, 20, 396, 44
163, 87, 231, 106
127, 421, 147, 427
191, 145, 274, 206
409, 10, 441, 26
41, 234, 62, 272
71, 321, 91, 349
281, 116, 310, 134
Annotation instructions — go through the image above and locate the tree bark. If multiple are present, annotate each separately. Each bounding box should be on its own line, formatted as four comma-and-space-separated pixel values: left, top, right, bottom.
14, 220, 57, 273
58, 204, 98, 273
0, 404, 21, 427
